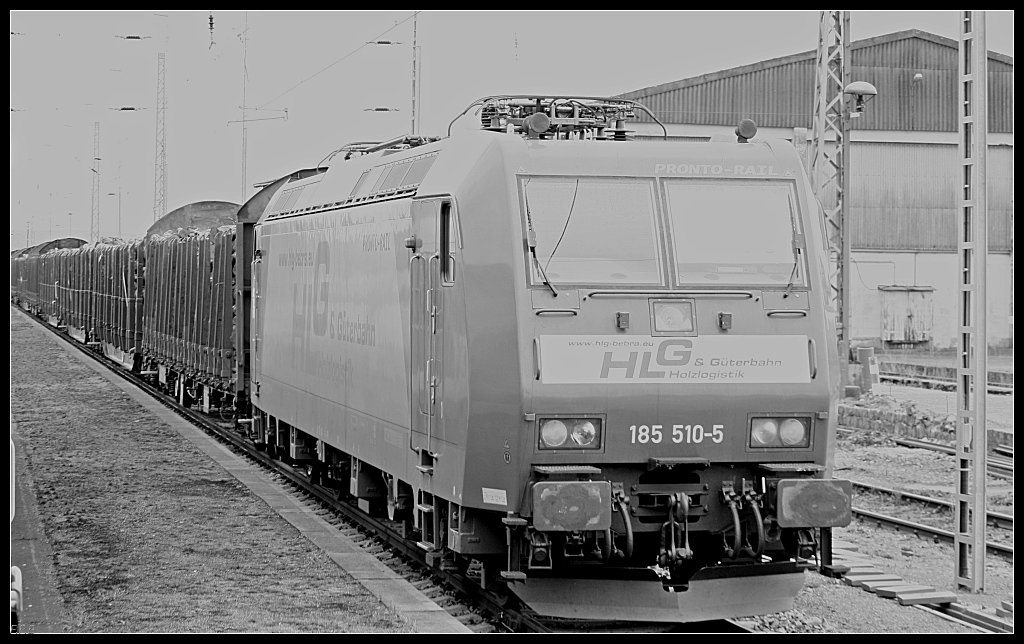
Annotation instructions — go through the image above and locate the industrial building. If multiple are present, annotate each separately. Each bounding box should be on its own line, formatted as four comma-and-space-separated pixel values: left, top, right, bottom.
619, 29, 1013, 351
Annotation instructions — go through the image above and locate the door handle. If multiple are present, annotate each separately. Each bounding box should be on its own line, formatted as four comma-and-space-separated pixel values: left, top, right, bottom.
533, 338, 541, 381
426, 359, 435, 409
807, 338, 818, 380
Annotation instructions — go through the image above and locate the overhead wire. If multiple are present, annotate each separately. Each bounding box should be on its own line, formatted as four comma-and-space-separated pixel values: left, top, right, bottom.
257, 11, 419, 110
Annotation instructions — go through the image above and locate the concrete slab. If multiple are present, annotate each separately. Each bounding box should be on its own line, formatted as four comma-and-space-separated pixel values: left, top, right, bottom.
875, 584, 935, 598
860, 578, 913, 592
842, 570, 895, 579
897, 591, 958, 606
846, 574, 904, 588
356, 578, 470, 634
276, 508, 341, 535
326, 553, 404, 578
303, 533, 363, 555
832, 557, 878, 567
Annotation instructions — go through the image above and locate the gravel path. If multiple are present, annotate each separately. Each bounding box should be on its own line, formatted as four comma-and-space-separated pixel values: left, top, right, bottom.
10, 309, 416, 634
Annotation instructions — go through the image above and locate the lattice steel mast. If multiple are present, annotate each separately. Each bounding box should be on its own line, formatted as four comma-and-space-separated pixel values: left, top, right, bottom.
954, 10, 988, 593
153, 52, 168, 221
91, 121, 100, 241
809, 11, 851, 392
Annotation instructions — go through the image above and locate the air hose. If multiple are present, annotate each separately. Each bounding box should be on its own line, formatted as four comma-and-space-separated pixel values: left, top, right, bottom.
617, 500, 634, 559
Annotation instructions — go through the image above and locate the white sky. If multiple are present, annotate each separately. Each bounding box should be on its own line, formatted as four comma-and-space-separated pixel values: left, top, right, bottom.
9, 10, 1014, 249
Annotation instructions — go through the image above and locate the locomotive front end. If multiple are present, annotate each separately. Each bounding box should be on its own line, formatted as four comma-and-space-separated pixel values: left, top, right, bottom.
483, 103, 852, 621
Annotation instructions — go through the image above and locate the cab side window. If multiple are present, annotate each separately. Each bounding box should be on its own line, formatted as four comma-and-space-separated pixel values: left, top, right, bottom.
440, 201, 456, 285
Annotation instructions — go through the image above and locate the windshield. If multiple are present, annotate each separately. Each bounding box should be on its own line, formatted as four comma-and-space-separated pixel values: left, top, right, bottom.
664, 181, 802, 286
522, 177, 661, 285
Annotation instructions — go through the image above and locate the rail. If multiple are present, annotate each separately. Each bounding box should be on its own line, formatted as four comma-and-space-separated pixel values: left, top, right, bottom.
891, 437, 1013, 478
850, 506, 1013, 558
877, 370, 1013, 395
851, 480, 1012, 531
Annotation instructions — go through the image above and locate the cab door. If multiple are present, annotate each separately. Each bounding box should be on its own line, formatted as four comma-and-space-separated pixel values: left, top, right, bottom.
409, 198, 455, 464
250, 227, 264, 396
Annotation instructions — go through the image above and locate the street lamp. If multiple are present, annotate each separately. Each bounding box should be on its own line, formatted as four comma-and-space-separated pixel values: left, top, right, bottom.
838, 80, 877, 394
843, 81, 877, 117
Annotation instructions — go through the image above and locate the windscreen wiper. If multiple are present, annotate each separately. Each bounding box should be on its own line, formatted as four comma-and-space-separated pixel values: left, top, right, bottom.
543, 179, 580, 278
524, 183, 558, 297
528, 229, 559, 297
783, 244, 802, 299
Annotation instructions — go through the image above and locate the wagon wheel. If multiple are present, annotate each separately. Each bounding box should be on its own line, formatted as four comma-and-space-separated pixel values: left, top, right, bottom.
218, 395, 235, 422
306, 463, 326, 487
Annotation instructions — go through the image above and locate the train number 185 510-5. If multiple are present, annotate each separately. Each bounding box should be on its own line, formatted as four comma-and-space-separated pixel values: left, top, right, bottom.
629, 424, 724, 444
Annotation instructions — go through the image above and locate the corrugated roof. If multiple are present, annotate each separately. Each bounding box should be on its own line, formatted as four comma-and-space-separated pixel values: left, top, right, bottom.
618, 29, 1013, 132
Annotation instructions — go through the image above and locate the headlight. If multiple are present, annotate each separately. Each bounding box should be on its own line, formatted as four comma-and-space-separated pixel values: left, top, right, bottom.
570, 420, 597, 447
540, 419, 568, 448
538, 417, 602, 450
779, 418, 808, 446
750, 418, 779, 447
652, 301, 695, 333
750, 416, 811, 448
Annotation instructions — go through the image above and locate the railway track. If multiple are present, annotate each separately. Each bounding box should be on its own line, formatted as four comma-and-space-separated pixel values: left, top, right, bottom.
837, 428, 1013, 480
993, 443, 1013, 459
892, 437, 1014, 479
833, 426, 1015, 631
849, 504, 1013, 559
877, 371, 1013, 395
851, 480, 1013, 531
17, 309, 750, 634
837, 432, 1013, 558
837, 515, 1015, 633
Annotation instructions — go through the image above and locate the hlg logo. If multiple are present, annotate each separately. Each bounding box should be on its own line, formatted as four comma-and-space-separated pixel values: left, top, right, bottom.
600, 339, 693, 379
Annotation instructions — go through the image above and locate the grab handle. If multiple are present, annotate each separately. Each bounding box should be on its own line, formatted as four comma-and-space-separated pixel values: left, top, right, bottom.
535, 309, 578, 317
807, 338, 818, 380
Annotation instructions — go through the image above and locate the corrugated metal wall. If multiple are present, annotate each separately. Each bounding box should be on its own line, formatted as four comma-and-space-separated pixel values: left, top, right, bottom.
849, 143, 1012, 251
636, 60, 817, 128
621, 32, 1013, 133
622, 31, 1013, 254
850, 38, 1013, 132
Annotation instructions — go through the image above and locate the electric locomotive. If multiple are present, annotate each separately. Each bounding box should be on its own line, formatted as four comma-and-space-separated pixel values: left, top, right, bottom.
247, 95, 851, 622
